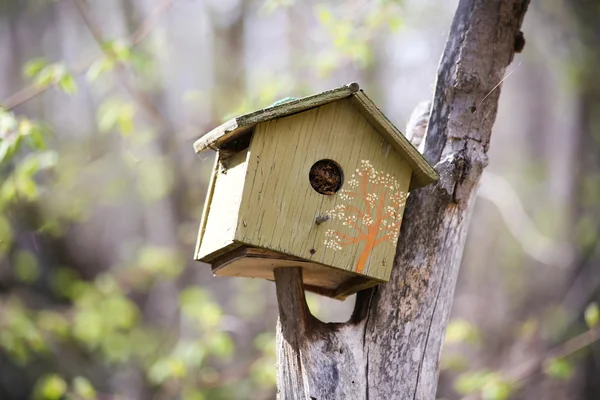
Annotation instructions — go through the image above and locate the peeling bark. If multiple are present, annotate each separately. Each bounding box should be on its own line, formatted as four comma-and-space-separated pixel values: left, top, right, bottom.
274, 1, 530, 399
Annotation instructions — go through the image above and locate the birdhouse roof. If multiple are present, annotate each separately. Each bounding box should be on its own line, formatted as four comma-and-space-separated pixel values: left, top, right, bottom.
194, 83, 439, 189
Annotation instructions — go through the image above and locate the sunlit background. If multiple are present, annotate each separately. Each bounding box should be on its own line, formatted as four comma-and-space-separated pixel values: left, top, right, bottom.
1, 0, 599, 399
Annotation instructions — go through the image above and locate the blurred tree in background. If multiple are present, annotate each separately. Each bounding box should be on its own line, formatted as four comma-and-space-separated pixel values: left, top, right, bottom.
0, 0, 599, 399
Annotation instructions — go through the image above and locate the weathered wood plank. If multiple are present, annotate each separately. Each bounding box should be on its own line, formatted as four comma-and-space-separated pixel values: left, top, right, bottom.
193, 83, 438, 189
193, 84, 359, 153
274, 0, 530, 399
237, 100, 412, 282
196, 149, 249, 259
210, 246, 381, 299
349, 93, 438, 190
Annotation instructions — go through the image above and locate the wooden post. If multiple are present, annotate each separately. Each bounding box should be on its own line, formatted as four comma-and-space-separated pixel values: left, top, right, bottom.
274, 0, 530, 399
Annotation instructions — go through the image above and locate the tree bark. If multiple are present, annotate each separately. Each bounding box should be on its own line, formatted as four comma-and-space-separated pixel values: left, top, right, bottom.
274, 0, 530, 399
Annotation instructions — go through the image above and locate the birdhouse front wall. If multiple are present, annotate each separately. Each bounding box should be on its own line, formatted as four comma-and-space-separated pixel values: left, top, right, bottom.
234, 99, 412, 281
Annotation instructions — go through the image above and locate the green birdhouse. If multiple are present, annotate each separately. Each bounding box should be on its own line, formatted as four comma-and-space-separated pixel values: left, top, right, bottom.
193, 83, 438, 299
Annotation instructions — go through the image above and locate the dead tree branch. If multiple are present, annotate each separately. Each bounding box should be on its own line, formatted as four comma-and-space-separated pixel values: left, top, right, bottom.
274, 1, 530, 399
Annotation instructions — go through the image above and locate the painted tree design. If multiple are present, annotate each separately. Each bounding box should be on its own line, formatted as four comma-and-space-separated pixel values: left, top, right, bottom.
324, 160, 408, 274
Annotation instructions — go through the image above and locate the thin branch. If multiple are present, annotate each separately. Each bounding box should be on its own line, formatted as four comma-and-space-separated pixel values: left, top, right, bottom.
374, 233, 395, 246
460, 326, 600, 400
478, 171, 574, 267
130, 0, 177, 46
73, 0, 105, 46
73, 0, 168, 128
1, 0, 176, 111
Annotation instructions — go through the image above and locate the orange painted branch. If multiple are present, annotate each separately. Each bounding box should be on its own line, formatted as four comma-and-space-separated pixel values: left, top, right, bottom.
374, 233, 395, 246
339, 237, 367, 246
346, 219, 366, 236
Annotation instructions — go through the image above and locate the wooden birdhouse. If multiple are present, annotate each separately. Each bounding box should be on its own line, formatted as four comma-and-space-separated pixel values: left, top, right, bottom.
193, 83, 438, 299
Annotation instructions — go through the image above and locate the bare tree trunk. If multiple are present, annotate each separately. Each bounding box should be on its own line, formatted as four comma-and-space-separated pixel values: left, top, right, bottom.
274, 1, 529, 399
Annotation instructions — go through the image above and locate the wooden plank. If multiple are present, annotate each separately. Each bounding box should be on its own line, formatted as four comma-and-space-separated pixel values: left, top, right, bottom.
194, 154, 219, 259
193, 83, 438, 191
349, 92, 439, 190
210, 246, 381, 299
197, 149, 249, 259
193, 84, 360, 154
236, 100, 412, 282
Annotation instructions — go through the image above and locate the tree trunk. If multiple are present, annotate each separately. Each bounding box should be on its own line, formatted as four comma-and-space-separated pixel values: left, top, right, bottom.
274, 1, 530, 399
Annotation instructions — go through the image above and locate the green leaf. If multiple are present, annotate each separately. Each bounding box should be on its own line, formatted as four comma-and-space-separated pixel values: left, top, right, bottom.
34, 64, 66, 88
97, 99, 123, 133
37, 311, 69, 338
24, 124, 48, 150
86, 57, 115, 82
207, 333, 234, 357
36, 374, 67, 400
14, 250, 40, 283
73, 311, 103, 347
445, 319, 481, 345
137, 246, 184, 277
316, 5, 333, 25
148, 357, 186, 385
585, 302, 600, 328
58, 73, 78, 95
97, 99, 135, 135
0, 214, 13, 259
99, 294, 139, 330
182, 389, 206, 400
0, 108, 18, 137
16, 174, 39, 201
73, 376, 96, 399
544, 358, 574, 380
482, 379, 513, 400
454, 371, 489, 394
0, 140, 12, 164
117, 103, 135, 135
23, 58, 49, 78
388, 16, 403, 32
102, 40, 131, 61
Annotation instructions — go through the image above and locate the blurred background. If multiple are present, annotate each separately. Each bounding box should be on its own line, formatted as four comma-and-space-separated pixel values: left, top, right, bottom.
0, 0, 599, 399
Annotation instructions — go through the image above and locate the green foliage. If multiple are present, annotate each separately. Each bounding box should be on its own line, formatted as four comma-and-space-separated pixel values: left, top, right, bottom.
14, 249, 40, 283
72, 376, 96, 399
0, 213, 12, 259
454, 371, 514, 400
101, 39, 131, 62
97, 98, 135, 135
250, 333, 277, 387
34, 374, 68, 400
86, 57, 115, 82
313, 2, 403, 77
0, 1, 404, 398
544, 358, 574, 380
584, 302, 600, 328
445, 319, 481, 345
24, 61, 78, 94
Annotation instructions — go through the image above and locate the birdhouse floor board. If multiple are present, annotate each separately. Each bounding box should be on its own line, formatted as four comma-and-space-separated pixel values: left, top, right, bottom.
209, 247, 381, 299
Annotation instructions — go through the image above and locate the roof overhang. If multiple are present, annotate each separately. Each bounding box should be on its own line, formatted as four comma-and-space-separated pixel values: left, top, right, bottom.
193, 83, 439, 190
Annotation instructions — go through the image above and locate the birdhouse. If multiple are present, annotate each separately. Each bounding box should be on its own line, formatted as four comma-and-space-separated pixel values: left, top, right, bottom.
193, 83, 438, 299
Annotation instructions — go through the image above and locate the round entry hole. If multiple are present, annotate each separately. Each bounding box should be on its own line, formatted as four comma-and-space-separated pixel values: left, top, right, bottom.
309, 159, 343, 195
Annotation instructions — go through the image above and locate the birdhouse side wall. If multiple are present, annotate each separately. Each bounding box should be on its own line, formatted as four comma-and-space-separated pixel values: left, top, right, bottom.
196, 149, 249, 260
234, 100, 412, 281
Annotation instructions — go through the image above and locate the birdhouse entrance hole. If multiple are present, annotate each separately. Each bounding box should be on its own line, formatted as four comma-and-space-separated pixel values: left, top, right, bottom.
309, 159, 343, 195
